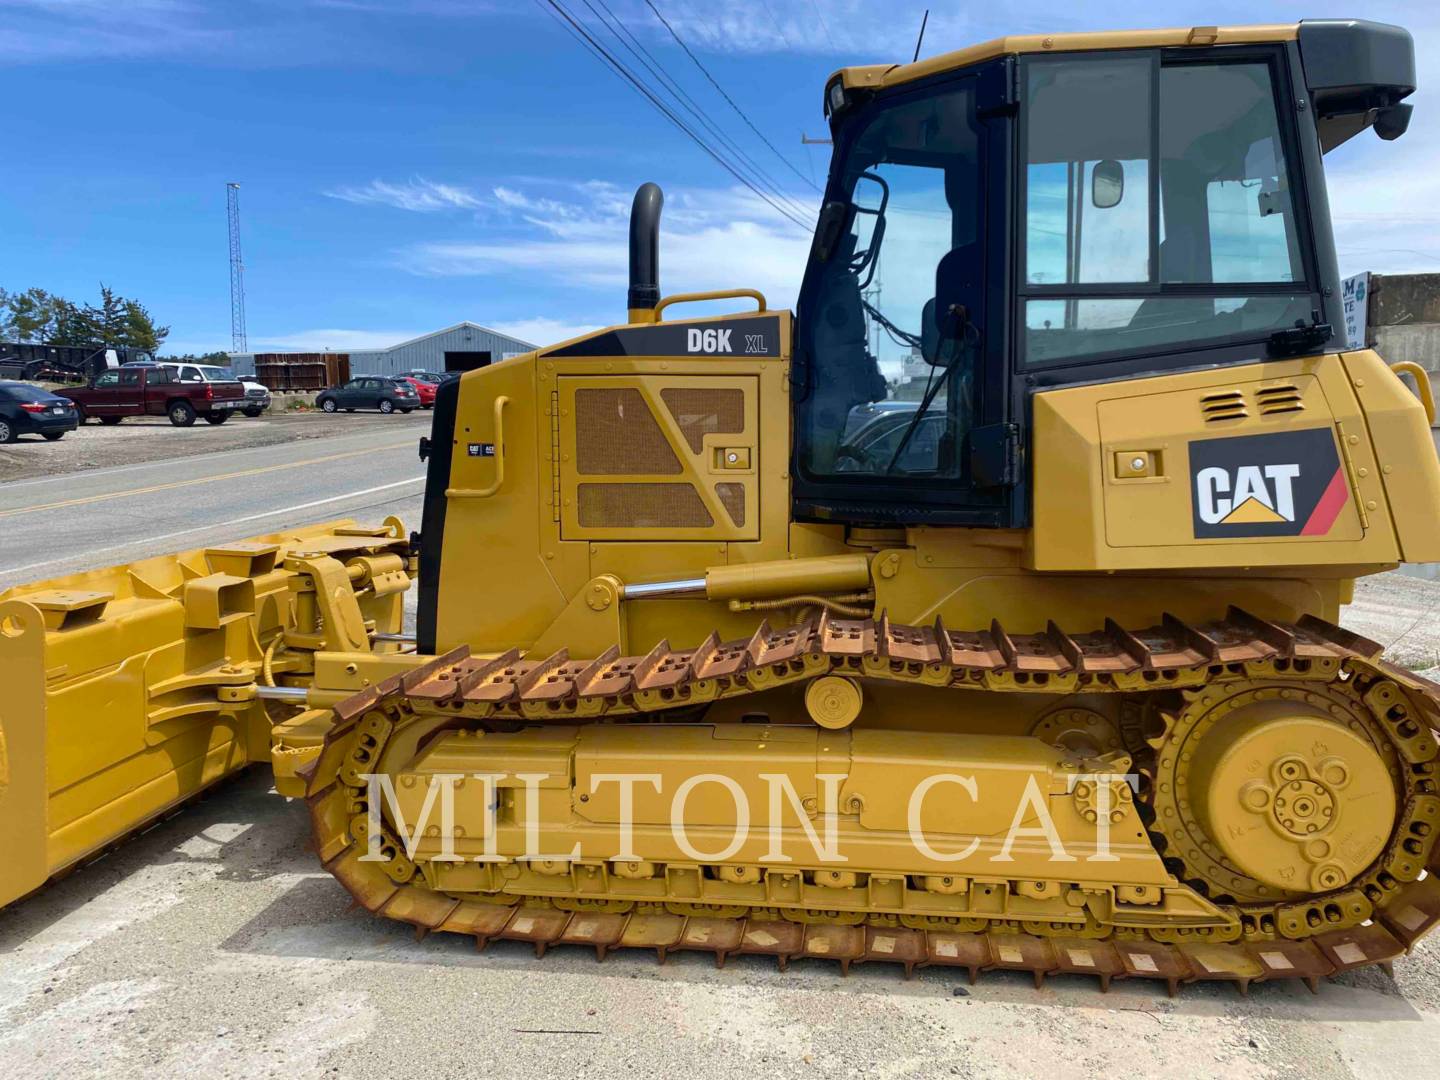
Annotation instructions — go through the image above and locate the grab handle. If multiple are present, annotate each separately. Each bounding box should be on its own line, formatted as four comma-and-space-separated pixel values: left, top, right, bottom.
1390, 362, 1436, 425
445, 396, 509, 499
654, 289, 767, 321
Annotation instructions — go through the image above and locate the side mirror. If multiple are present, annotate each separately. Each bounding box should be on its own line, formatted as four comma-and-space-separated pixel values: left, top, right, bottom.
920, 299, 940, 366
1375, 103, 1412, 141
1091, 159, 1124, 209
920, 298, 967, 368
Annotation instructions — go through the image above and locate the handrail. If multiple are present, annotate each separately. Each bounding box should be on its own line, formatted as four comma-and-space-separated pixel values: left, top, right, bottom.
654, 289, 767, 321
445, 395, 509, 499
1390, 361, 1436, 425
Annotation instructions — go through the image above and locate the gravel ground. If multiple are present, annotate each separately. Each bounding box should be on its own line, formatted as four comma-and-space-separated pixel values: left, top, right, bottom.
1347, 574, 1440, 674
0, 409, 429, 483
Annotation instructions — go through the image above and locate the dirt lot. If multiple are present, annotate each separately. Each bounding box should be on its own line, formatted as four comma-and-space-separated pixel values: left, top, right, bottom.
1349, 573, 1440, 674
0, 409, 431, 483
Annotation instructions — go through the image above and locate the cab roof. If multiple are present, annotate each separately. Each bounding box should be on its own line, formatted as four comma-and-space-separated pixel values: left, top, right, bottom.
833, 24, 1298, 93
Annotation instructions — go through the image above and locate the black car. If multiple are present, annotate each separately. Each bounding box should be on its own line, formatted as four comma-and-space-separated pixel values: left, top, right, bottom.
315, 376, 421, 414
0, 381, 80, 443
833, 405, 945, 474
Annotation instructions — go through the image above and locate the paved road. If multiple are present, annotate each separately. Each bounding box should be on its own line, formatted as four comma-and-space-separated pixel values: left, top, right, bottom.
0, 419, 429, 592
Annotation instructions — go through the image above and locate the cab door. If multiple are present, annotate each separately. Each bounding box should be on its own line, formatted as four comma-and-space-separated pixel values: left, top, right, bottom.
85, 371, 120, 415
791, 60, 1015, 526
115, 369, 145, 415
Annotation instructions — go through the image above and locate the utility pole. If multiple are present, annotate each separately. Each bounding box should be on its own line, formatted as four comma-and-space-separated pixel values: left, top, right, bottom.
226, 182, 248, 353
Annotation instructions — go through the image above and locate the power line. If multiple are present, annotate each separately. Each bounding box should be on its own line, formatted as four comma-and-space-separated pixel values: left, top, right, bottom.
807, 0, 839, 52
535, 0, 812, 230
542, 0, 810, 229
673, 0, 726, 51
644, 0, 820, 193
756, 0, 799, 53
581, 0, 814, 222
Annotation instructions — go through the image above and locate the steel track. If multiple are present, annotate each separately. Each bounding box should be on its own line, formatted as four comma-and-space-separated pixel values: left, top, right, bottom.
305, 608, 1440, 994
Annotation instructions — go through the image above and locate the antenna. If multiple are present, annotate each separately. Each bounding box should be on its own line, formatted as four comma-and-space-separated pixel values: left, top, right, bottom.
226, 182, 248, 353
913, 9, 930, 62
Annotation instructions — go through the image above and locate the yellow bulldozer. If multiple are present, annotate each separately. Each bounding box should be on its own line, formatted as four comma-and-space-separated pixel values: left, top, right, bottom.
4, 18, 1439, 994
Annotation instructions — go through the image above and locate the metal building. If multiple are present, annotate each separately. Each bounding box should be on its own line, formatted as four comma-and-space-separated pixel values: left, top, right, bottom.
229, 322, 537, 379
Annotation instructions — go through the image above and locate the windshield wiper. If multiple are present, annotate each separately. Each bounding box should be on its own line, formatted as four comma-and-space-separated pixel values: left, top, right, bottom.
1267, 311, 1332, 357
885, 361, 954, 474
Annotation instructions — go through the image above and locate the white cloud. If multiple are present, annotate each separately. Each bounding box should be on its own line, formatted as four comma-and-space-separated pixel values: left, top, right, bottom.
0, 0, 225, 62
487, 316, 606, 348
323, 178, 483, 213
159, 338, 232, 357
395, 179, 815, 307
250, 328, 425, 351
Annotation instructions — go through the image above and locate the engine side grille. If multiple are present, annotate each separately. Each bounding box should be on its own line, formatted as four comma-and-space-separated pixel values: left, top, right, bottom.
574, 388, 682, 475
715, 482, 746, 528
660, 388, 745, 453
577, 483, 713, 528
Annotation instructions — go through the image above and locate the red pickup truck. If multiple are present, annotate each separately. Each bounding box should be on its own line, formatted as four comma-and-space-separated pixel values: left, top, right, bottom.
60, 364, 247, 427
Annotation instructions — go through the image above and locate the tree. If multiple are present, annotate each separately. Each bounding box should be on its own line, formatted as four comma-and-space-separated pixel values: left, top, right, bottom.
85, 284, 128, 346
7, 288, 57, 342
50, 298, 99, 346
121, 298, 169, 351
2, 284, 171, 350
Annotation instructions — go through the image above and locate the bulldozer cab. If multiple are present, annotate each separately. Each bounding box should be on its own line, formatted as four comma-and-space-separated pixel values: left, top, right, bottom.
792, 20, 1415, 528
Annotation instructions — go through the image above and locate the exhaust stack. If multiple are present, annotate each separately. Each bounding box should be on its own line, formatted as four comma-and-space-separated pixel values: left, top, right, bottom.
627, 182, 663, 323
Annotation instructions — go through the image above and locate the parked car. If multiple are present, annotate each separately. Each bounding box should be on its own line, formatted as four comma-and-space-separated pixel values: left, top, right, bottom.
0, 381, 79, 443
400, 369, 451, 384
833, 405, 946, 474
315, 376, 420, 414
398, 376, 437, 409
125, 361, 272, 418
61, 364, 247, 426
239, 378, 271, 417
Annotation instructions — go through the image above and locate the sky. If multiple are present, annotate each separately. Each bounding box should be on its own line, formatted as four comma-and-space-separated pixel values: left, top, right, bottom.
2, 0, 1439, 356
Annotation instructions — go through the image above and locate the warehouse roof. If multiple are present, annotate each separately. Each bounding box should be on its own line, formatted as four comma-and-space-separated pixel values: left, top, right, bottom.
378, 321, 535, 352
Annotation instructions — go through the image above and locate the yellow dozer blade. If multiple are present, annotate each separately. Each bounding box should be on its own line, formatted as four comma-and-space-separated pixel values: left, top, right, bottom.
0, 518, 413, 909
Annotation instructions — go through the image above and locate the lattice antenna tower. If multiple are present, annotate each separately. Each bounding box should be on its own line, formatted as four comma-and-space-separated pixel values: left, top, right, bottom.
226, 182, 248, 353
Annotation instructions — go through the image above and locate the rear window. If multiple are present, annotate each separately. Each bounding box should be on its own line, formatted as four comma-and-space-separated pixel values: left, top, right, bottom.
1, 384, 55, 403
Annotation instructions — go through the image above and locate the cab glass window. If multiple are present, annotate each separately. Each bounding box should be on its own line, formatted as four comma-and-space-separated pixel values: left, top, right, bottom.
799, 81, 983, 481
94, 372, 119, 387
1021, 52, 1312, 367
119, 370, 142, 386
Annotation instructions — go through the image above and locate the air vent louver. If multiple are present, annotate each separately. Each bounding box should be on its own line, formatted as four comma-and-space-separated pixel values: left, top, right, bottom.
1256, 384, 1305, 415
1200, 390, 1248, 422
